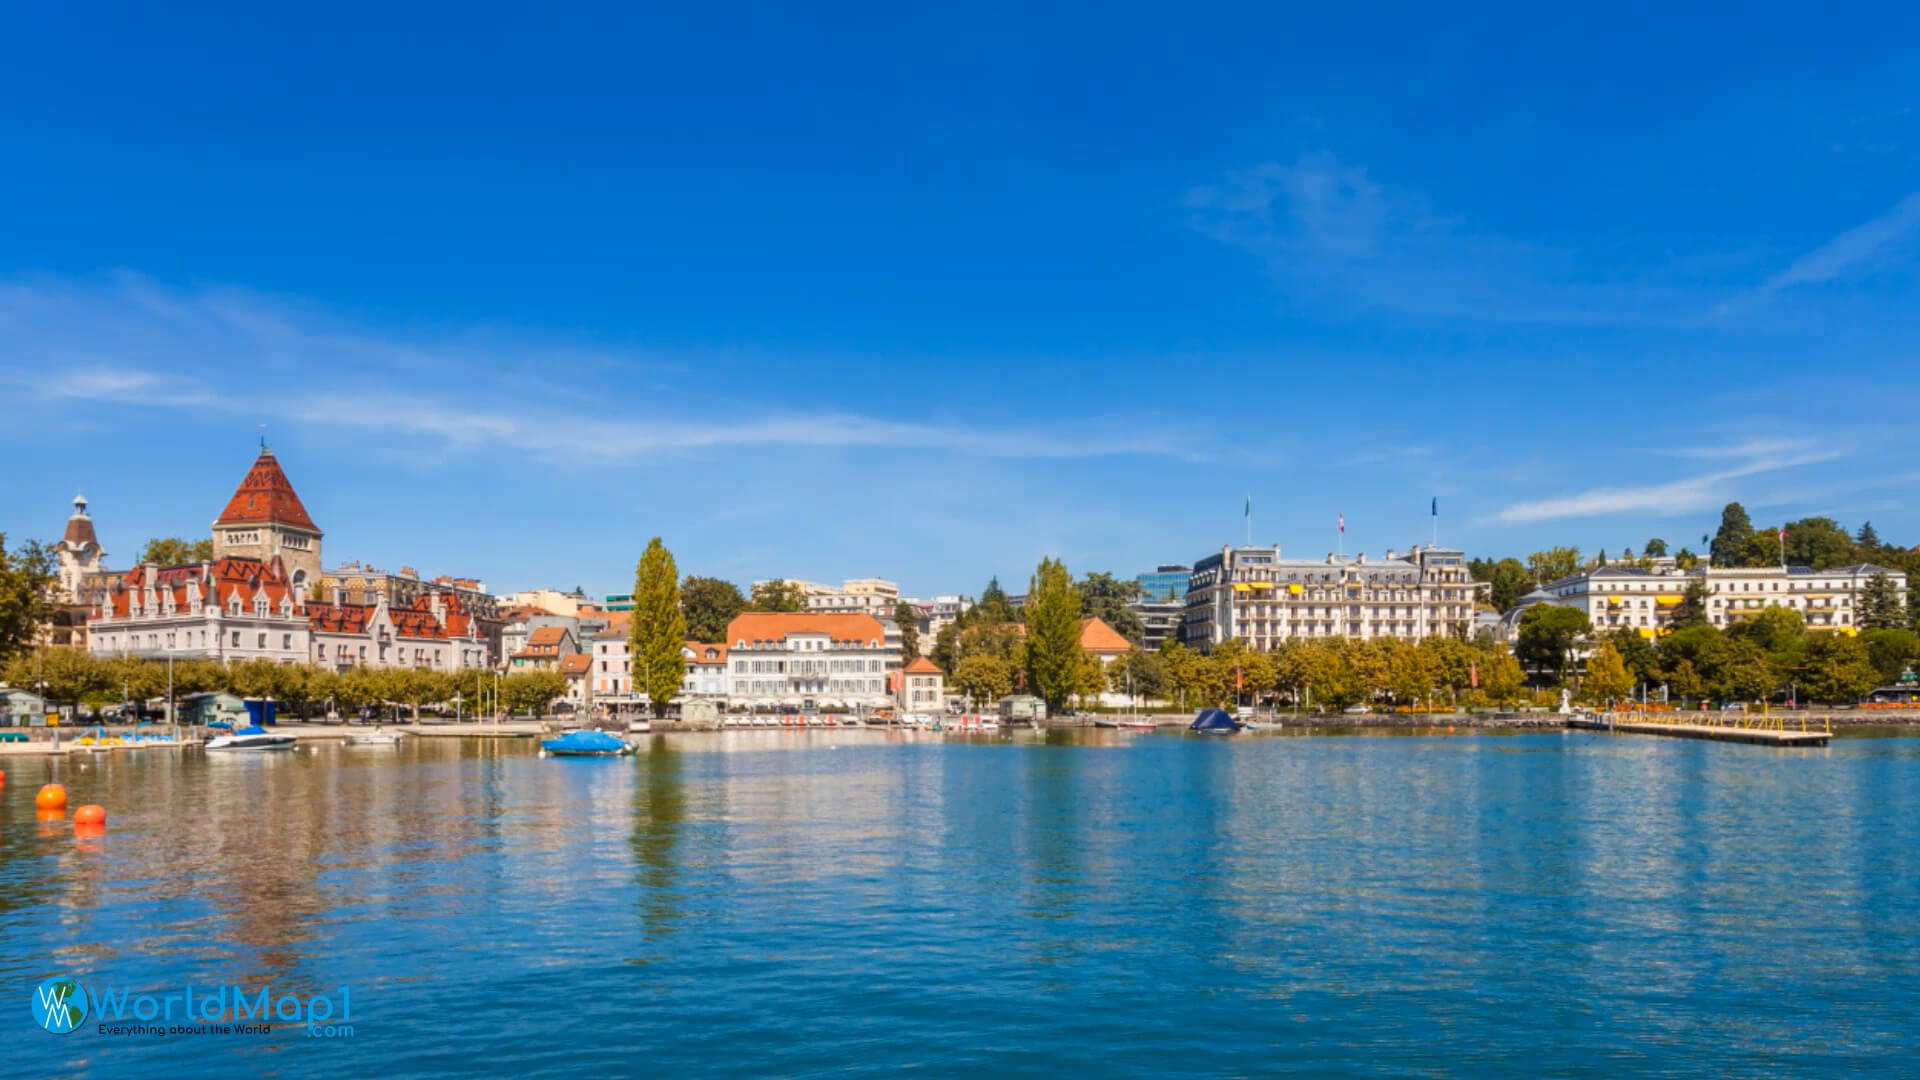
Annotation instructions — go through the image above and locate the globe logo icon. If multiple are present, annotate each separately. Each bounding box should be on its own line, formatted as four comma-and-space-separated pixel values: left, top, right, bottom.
32, 977, 87, 1034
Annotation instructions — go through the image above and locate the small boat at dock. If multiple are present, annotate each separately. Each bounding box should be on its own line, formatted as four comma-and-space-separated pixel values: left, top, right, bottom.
205, 724, 297, 751
347, 730, 405, 746
540, 730, 633, 757
1188, 708, 1243, 736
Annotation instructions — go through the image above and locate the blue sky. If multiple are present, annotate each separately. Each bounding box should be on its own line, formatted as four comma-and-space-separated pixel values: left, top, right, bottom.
4, 3, 1919, 599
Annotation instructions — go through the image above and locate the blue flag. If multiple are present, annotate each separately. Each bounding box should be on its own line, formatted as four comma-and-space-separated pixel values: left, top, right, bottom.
1431, 496, 1437, 516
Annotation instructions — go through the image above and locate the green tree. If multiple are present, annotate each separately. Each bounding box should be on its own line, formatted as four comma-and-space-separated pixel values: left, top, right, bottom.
1385, 638, 1441, 705
1711, 502, 1757, 567
1525, 547, 1583, 585
227, 657, 294, 702
1514, 605, 1590, 684
1781, 517, 1854, 570
1668, 577, 1711, 629
386, 667, 455, 722
1470, 557, 1534, 612
137, 537, 214, 565
893, 599, 921, 659
1159, 640, 1205, 707
1601, 627, 1661, 688
631, 539, 688, 718
1023, 557, 1081, 711
1077, 572, 1145, 643
930, 622, 962, 675
747, 579, 806, 613
4, 647, 110, 713
500, 670, 567, 716
680, 576, 746, 642
1858, 572, 1907, 631
1479, 647, 1525, 706
1582, 641, 1634, 704
972, 577, 1016, 626
1701, 637, 1779, 703
1595, 549, 1608, 567
1344, 639, 1389, 703
1860, 628, 1920, 685
952, 653, 1013, 707
1107, 648, 1167, 703
1673, 547, 1701, 570
1799, 635, 1880, 704
1644, 538, 1669, 557
1856, 521, 1882, 551
1666, 658, 1703, 702
0, 535, 57, 664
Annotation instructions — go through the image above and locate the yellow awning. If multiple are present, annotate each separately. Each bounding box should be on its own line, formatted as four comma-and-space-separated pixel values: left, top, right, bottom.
1637, 627, 1657, 638
1232, 584, 1250, 592
1287, 583, 1303, 594
1246, 582, 1273, 589
1655, 595, 1682, 605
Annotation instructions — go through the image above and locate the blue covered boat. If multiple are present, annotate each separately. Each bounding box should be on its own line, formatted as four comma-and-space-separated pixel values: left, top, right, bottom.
1188, 708, 1243, 735
540, 729, 633, 757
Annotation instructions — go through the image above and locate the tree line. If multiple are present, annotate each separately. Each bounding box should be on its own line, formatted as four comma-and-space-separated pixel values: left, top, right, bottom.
1513, 600, 1917, 706
0, 648, 568, 722
1471, 504, 1920, 620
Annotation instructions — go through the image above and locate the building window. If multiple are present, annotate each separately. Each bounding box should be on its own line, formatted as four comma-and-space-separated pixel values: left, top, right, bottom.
283, 633, 292, 650
232, 631, 241, 647
257, 633, 267, 649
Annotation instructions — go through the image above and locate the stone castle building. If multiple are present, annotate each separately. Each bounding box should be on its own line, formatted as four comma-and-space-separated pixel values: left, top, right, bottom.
86, 446, 493, 672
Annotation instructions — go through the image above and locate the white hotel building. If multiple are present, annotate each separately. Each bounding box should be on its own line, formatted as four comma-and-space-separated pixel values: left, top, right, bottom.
1534, 563, 1907, 636
1182, 544, 1485, 650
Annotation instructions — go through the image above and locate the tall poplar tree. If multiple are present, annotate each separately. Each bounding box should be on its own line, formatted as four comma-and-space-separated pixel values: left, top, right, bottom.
1023, 557, 1081, 711
630, 538, 687, 718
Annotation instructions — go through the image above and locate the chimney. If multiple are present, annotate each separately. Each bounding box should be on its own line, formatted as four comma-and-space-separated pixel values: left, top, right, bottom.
1356, 553, 1366, 564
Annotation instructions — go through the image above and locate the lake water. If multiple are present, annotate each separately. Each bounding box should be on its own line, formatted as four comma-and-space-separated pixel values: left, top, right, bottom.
5, 730, 1918, 1078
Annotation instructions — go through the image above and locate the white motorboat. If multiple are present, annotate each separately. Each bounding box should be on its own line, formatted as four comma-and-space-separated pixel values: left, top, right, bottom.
346, 730, 405, 746
205, 725, 296, 751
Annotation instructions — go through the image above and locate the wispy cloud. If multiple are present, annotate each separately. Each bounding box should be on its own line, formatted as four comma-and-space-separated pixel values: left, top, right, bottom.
1493, 438, 1847, 524
1186, 152, 1702, 326
1757, 192, 1920, 292
0, 274, 1212, 466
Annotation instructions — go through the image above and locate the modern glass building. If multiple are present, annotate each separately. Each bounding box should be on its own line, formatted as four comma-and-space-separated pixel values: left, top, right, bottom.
1136, 565, 1191, 603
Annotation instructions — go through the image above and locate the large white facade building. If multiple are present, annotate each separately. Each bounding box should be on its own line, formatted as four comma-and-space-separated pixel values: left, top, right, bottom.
1182, 544, 1483, 650
1537, 563, 1908, 635
724, 612, 892, 709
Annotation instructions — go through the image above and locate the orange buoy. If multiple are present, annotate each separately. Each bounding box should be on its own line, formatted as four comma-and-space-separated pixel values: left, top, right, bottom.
35, 783, 67, 811
73, 805, 106, 827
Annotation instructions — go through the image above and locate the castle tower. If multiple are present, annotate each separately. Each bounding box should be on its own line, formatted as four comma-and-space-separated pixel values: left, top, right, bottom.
212, 444, 323, 592
56, 493, 105, 603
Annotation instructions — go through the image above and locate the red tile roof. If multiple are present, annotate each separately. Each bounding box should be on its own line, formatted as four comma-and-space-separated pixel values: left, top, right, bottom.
1079, 617, 1133, 653
557, 653, 592, 675
684, 642, 729, 664
98, 556, 301, 619
527, 625, 570, 646
903, 656, 943, 674
725, 612, 887, 647
214, 450, 319, 532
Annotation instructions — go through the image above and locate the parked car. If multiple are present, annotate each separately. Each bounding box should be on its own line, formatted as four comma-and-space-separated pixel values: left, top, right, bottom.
1342, 704, 1371, 715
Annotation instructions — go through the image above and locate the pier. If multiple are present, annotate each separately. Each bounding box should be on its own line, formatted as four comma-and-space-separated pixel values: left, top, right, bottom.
1566, 714, 1830, 747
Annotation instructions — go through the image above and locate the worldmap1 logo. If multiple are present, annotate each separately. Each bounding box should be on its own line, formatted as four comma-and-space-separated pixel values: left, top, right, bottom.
33, 978, 88, 1034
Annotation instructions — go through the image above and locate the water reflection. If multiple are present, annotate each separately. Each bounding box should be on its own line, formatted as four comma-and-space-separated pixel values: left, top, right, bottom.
2, 731, 1918, 1078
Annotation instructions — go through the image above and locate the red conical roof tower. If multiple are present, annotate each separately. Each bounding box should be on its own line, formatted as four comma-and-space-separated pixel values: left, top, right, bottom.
214, 445, 318, 532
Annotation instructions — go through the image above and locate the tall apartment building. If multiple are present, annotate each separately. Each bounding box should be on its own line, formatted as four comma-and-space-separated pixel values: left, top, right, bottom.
1537, 562, 1907, 635
1182, 544, 1482, 651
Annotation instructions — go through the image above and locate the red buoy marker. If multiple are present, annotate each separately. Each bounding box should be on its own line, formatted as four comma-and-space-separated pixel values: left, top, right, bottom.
73, 805, 106, 827
35, 783, 67, 811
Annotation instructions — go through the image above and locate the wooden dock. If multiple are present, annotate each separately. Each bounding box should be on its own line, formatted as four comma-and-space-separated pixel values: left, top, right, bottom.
1566, 715, 1829, 747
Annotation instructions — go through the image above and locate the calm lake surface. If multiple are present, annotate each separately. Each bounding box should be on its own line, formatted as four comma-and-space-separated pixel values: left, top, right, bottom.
5, 730, 1918, 1078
